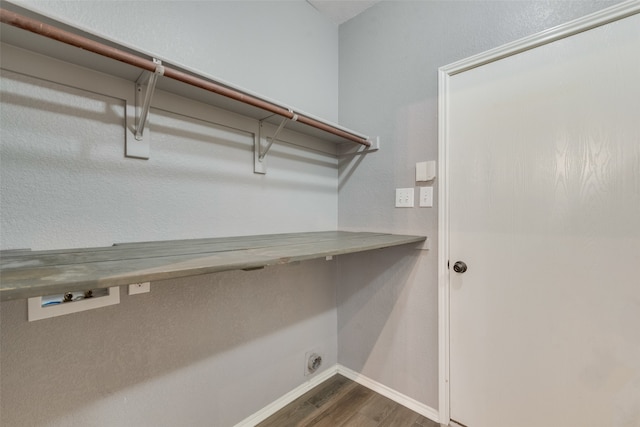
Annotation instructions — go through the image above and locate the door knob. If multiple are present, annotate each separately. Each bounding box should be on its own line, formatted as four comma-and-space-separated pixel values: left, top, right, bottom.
453, 261, 467, 273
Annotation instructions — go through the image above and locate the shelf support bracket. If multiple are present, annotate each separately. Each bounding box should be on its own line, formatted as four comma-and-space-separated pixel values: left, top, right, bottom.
136, 58, 164, 140
127, 58, 164, 159
254, 110, 298, 174
338, 136, 380, 157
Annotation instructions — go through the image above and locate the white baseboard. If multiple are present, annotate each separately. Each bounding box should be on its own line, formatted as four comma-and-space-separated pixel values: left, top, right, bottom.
336, 364, 441, 424
235, 363, 440, 427
233, 365, 338, 427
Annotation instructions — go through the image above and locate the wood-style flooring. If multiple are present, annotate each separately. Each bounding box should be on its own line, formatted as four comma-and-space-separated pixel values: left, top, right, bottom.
257, 374, 439, 427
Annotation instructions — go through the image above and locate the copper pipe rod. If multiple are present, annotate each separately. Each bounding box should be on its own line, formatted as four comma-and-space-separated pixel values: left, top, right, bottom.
0, 8, 371, 147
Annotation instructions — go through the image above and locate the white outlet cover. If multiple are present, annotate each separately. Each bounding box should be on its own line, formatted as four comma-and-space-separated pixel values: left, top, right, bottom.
128, 282, 151, 295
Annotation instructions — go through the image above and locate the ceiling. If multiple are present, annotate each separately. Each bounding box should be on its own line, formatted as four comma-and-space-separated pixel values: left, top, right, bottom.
307, 0, 380, 25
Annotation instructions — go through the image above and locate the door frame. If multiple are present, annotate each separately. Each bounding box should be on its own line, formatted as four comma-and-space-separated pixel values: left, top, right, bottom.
436, 2, 640, 424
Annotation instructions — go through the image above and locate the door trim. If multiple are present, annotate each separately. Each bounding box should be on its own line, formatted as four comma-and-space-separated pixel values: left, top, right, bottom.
436, 1, 640, 424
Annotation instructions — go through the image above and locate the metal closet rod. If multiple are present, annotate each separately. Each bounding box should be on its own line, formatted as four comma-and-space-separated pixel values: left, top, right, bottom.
0, 8, 371, 147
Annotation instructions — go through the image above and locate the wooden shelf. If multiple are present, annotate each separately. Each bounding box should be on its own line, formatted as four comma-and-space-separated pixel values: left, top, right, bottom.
0, 231, 426, 301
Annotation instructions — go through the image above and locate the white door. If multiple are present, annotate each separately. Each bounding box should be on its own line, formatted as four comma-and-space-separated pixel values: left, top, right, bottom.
445, 10, 640, 427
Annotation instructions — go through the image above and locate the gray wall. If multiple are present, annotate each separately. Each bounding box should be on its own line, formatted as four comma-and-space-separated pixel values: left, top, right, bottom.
15, 0, 340, 122
0, 1, 625, 426
1, 262, 337, 426
337, 0, 621, 411
1, 1, 339, 426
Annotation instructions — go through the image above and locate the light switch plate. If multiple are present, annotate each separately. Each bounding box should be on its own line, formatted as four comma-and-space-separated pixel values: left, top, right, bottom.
419, 186, 433, 207
395, 188, 414, 207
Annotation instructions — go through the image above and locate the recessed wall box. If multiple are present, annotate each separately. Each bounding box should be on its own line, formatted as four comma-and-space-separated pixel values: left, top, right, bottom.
28, 286, 120, 321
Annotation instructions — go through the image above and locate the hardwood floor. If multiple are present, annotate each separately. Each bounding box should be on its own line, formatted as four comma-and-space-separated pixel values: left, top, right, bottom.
257, 374, 439, 427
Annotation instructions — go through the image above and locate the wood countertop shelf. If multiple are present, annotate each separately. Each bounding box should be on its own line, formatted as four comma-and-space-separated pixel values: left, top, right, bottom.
0, 231, 426, 301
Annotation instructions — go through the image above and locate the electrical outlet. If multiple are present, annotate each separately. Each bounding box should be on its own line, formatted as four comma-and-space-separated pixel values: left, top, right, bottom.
128, 282, 150, 295
419, 186, 434, 207
305, 350, 323, 376
395, 188, 414, 207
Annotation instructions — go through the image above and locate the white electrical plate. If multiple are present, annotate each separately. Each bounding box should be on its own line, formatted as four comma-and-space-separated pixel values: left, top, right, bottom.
28, 286, 120, 322
419, 186, 434, 207
395, 188, 414, 207
128, 282, 151, 295
416, 160, 436, 182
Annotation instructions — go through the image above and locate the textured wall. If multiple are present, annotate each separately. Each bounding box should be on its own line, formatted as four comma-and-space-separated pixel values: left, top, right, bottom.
0, 1, 339, 426
0, 69, 338, 250
1, 261, 337, 427
15, 0, 339, 122
2, 1, 627, 425
337, 0, 622, 411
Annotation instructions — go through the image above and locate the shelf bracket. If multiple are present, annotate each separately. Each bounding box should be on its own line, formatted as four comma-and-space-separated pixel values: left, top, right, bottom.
127, 58, 164, 159
254, 110, 298, 174
136, 58, 164, 140
338, 136, 380, 157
